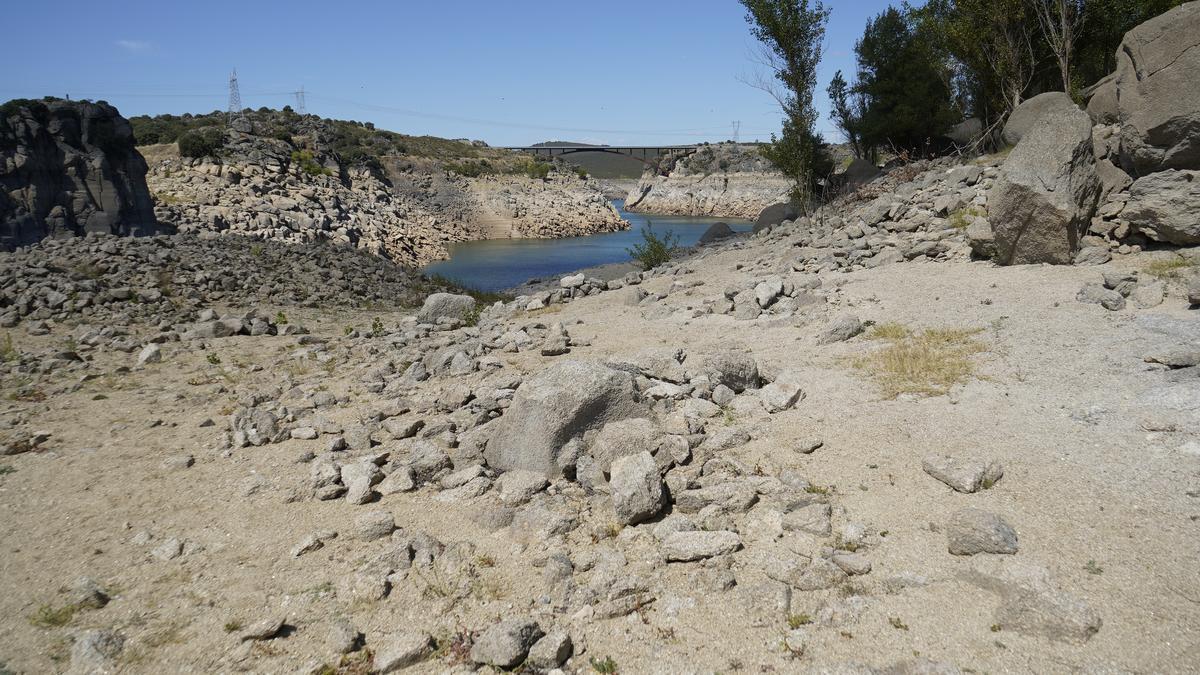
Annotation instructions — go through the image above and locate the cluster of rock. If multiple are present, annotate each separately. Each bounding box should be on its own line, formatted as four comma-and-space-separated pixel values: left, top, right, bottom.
1, 99, 163, 249
624, 143, 793, 219
980, 2, 1200, 266
0, 231, 436, 330
147, 123, 625, 267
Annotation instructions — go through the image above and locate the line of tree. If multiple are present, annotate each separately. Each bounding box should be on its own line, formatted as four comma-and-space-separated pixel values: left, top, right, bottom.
741, 0, 1184, 196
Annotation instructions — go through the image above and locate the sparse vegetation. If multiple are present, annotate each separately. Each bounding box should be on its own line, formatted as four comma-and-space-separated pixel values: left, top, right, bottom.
889, 616, 909, 631
29, 604, 77, 628
223, 620, 243, 633
371, 316, 385, 337
1085, 560, 1103, 575
591, 655, 619, 673
206, 353, 221, 365
627, 226, 680, 271
0, 333, 16, 362
948, 206, 984, 230
1144, 256, 1196, 279
274, 311, 288, 325
787, 613, 813, 629
291, 149, 333, 176
0, 465, 15, 475
852, 325, 986, 398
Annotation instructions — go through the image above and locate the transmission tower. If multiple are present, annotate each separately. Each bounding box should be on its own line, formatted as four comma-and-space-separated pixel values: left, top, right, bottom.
732, 120, 741, 143
294, 85, 307, 115
227, 69, 242, 122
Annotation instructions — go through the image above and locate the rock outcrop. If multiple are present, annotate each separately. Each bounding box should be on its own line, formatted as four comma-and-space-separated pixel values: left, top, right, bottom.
146, 124, 625, 267
988, 94, 1100, 264
1, 99, 162, 250
624, 143, 791, 219
1111, 1, 1200, 175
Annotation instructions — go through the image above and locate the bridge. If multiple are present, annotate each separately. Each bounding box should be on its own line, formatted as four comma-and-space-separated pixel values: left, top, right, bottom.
505, 144, 699, 164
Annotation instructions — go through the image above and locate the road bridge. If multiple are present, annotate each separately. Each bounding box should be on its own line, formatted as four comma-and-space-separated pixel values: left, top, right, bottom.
505, 144, 698, 164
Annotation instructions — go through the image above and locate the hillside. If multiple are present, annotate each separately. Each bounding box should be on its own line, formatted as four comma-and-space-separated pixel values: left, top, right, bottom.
134, 109, 626, 266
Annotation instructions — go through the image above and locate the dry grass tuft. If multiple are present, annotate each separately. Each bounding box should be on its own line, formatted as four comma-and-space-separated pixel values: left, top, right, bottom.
1143, 256, 1196, 279
852, 325, 986, 398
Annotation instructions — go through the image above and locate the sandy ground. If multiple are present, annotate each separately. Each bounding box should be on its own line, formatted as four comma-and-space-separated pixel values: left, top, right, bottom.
1, 236, 1198, 674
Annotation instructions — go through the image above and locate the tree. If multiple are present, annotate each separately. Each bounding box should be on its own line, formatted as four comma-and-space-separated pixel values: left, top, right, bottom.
916, 0, 1038, 123
1032, 0, 1085, 93
853, 6, 959, 156
740, 0, 832, 202
827, 71, 865, 159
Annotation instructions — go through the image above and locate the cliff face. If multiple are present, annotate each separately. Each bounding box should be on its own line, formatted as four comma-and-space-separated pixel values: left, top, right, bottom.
623, 143, 791, 219
144, 116, 625, 266
0, 99, 160, 249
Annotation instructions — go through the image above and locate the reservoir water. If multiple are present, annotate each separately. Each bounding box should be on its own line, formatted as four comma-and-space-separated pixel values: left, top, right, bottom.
422, 199, 752, 292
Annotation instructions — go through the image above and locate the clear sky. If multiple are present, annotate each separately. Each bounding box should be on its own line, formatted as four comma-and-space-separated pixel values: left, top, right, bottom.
2, 0, 904, 147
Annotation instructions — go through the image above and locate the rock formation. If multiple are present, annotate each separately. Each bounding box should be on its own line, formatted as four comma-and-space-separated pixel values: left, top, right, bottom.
624, 143, 792, 219
0, 99, 162, 250
145, 117, 625, 267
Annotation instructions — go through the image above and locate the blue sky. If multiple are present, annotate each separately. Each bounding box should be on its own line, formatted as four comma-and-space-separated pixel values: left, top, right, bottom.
2, 1, 903, 146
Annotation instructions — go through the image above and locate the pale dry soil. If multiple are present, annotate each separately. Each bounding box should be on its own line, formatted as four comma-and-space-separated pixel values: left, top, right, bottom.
1, 241, 1198, 674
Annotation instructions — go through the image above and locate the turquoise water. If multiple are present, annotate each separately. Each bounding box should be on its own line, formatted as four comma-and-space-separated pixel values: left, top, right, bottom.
422, 199, 752, 291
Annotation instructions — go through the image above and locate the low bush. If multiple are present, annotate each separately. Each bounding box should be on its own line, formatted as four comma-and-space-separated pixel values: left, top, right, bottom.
627, 227, 679, 271
177, 127, 225, 158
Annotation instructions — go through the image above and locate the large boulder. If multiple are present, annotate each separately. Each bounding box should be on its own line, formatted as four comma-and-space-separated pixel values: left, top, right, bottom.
484, 360, 644, 477
947, 117, 985, 146
1003, 92, 1083, 147
753, 201, 799, 233
988, 96, 1100, 264
830, 158, 883, 194
1, 99, 163, 249
1122, 170, 1200, 245
416, 292, 476, 324
699, 221, 735, 244
1113, 2, 1200, 175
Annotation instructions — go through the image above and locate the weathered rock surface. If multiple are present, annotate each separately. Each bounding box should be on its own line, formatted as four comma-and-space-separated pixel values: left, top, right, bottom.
1, 99, 162, 249
1111, 2, 1200, 175
625, 143, 791, 219
962, 560, 1102, 643
484, 360, 643, 477
1003, 92, 1085, 147
1123, 170, 1200, 245
947, 508, 1019, 555
988, 94, 1100, 264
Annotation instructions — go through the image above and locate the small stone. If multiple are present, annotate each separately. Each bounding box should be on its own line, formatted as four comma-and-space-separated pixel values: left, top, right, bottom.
831, 552, 872, 576
290, 427, 319, 440
239, 615, 286, 642
136, 343, 162, 366
526, 630, 573, 670
150, 538, 183, 561
922, 455, 1004, 493
663, 531, 742, 562
758, 376, 805, 413
817, 314, 863, 345
325, 619, 361, 654
1076, 283, 1125, 311
782, 503, 831, 536
497, 470, 549, 505
292, 534, 324, 558
161, 454, 194, 471
796, 438, 823, 454
69, 629, 124, 673
67, 576, 109, 609
355, 510, 395, 541
373, 631, 435, 672
711, 384, 736, 407
470, 618, 544, 669
378, 467, 416, 495
610, 451, 665, 525
947, 508, 1018, 555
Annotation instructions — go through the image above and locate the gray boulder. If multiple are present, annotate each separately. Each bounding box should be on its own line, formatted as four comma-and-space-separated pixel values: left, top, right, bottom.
947, 508, 1019, 555
1113, 2, 1200, 175
966, 217, 997, 259
663, 530, 743, 561
988, 94, 1100, 264
484, 360, 643, 477
590, 417, 664, 473
697, 350, 760, 393
699, 222, 736, 244
470, 618, 543, 669
1123, 170, 1200, 245
947, 117, 984, 146
754, 202, 800, 233
1003, 92, 1084, 146
374, 631, 435, 672
610, 451, 665, 525
416, 293, 476, 324
1077, 283, 1126, 311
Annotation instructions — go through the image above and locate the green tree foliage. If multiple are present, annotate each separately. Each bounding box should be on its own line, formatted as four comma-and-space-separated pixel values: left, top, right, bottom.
177, 127, 225, 158
826, 71, 866, 159
1072, 0, 1184, 87
853, 6, 959, 156
740, 0, 833, 201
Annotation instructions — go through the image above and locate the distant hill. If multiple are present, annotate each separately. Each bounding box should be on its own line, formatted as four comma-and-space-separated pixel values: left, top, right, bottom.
530, 140, 648, 179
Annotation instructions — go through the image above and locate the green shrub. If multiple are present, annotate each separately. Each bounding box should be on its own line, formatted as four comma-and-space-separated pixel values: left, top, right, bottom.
177, 127, 225, 158
290, 150, 332, 176
523, 159, 552, 180
627, 227, 679, 271
445, 160, 492, 177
